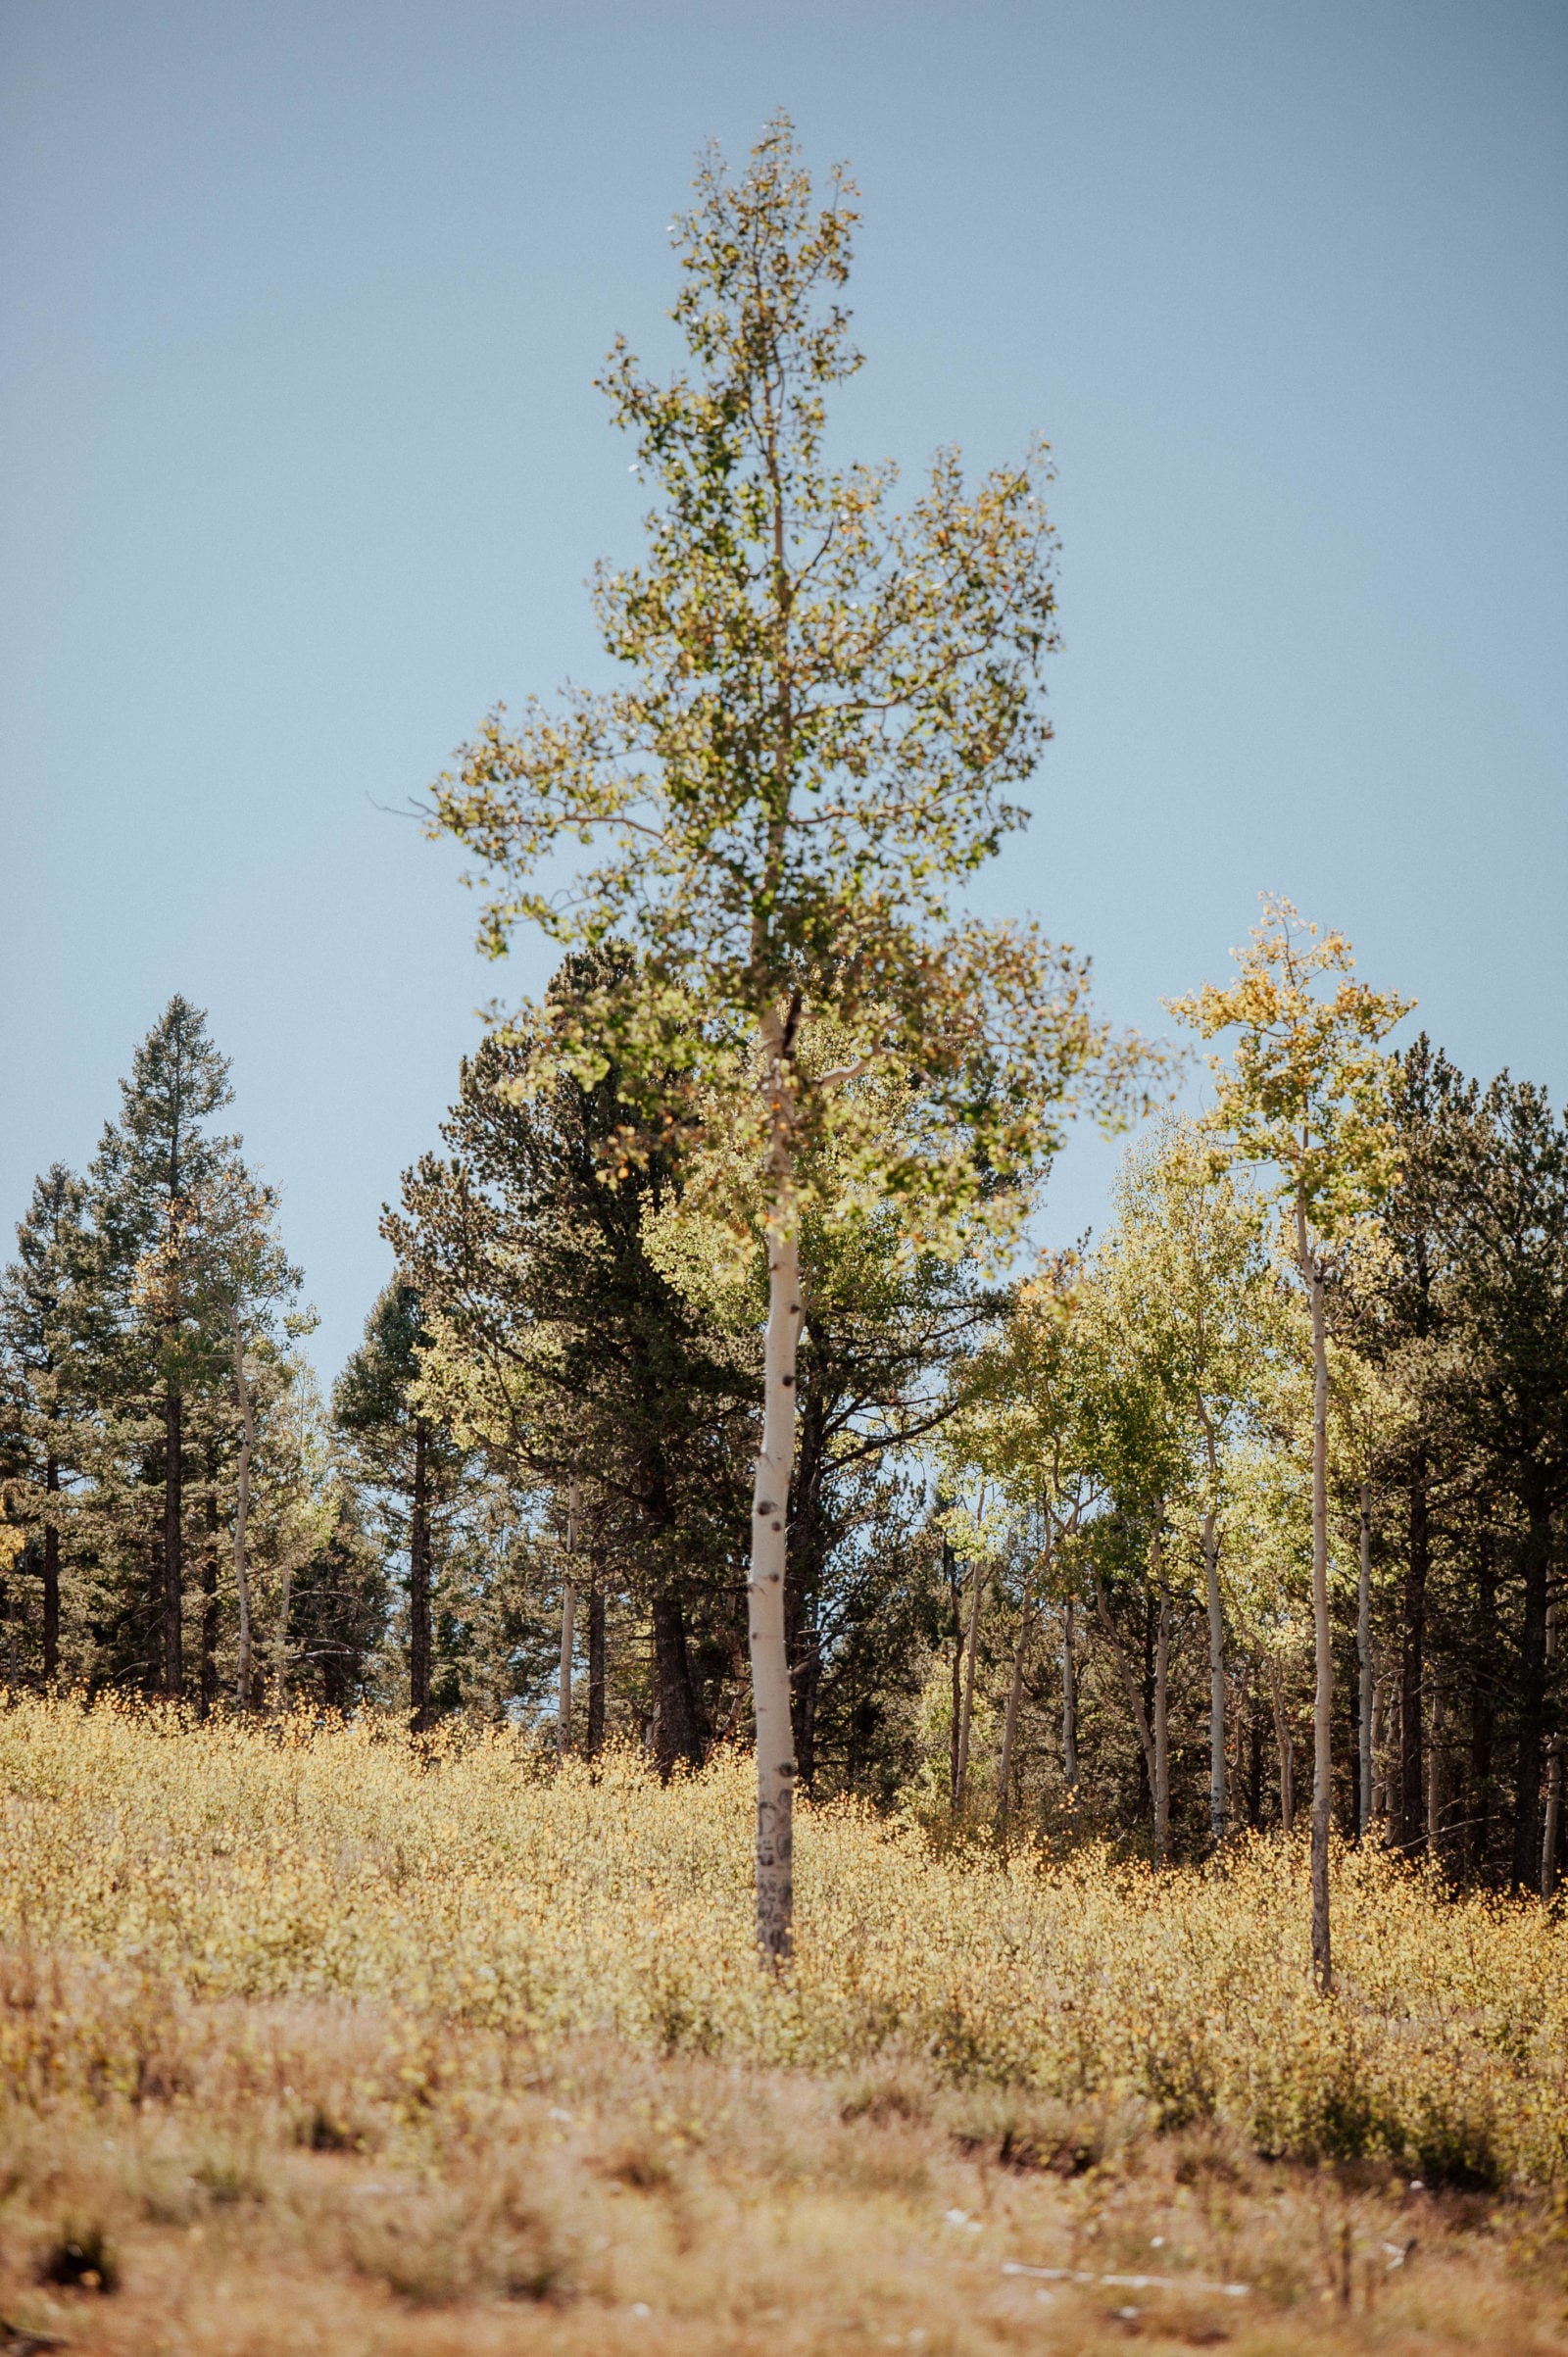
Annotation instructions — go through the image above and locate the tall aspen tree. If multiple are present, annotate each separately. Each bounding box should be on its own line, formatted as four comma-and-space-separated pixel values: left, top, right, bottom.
430, 122, 1148, 1958
1171, 897, 1411, 1990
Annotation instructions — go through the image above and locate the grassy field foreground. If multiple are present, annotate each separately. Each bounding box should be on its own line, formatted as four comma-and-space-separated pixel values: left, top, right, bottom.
1, 1699, 1566, 2354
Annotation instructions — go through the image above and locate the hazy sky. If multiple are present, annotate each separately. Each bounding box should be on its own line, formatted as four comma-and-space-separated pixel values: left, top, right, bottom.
3, 0, 1564, 1381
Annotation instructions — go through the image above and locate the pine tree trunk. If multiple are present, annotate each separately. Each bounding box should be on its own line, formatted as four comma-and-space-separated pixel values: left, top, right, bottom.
1203, 1506, 1225, 1846
410, 1415, 431, 1733
749, 1212, 802, 1963
164, 1388, 183, 1700
1357, 1482, 1373, 1840
1399, 1449, 1430, 1853
42, 1455, 60, 1684
1427, 1689, 1444, 1862
651, 1592, 704, 1774
1307, 1249, 1334, 1991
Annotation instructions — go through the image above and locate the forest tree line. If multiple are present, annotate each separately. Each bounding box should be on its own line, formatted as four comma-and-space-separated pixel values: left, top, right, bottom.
2, 974, 1564, 1898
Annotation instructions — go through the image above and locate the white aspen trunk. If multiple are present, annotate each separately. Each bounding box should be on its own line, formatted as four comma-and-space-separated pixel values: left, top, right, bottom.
1061, 1594, 1079, 1794
1357, 1481, 1373, 1841
749, 1210, 802, 1963
997, 1558, 1034, 1833
1303, 1222, 1334, 1990
1202, 1505, 1225, 1847
230, 1306, 255, 1710
558, 1478, 580, 1760
1370, 1675, 1386, 1830
1544, 1597, 1561, 1900
955, 1550, 987, 1814
1269, 1656, 1296, 1834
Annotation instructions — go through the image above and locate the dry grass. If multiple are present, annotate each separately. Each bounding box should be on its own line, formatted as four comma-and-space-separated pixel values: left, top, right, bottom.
1, 1697, 1566, 2354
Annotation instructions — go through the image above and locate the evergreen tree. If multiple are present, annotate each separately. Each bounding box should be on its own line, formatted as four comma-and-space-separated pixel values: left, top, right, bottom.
333, 1280, 460, 1732
0, 1164, 94, 1680
85, 997, 238, 1697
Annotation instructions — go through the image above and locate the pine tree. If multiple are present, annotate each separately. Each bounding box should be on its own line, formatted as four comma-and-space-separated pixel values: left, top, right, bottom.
0, 1165, 94, 1680
333, 1280, 460, 1732
85, 997, 238, 1698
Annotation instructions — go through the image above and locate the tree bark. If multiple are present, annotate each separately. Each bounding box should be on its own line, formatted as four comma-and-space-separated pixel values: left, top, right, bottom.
1306, 1245, 1334, 1990
749, 1210, 802, 1962
1061, 1591, 1079, 1795
201, 1474, 219, 1719
586, 1551, 607, 1759
1357, 1481, 1373, 1840
1511, 1484, 1551, 1889
1202, 1505, 1225, 1846
1268, 1655, 1296, 1833
651, 1591, 705, 1775
1399, 1448, 1430, 1854
956, 1551, 987, 1815
163, 1387, 183, 1700
231, 1311, 255, 1709
42, 1455, 60, 1684
1539, 1592, 1559, 1901
1153, 1539, 1171, 1870
1469, 1523, 1496, 1882
1096, 1578, 1157, 1838
410, 1414, 432, 1733
997, 1558, 1034, 1834
558, 1479, 579, 1758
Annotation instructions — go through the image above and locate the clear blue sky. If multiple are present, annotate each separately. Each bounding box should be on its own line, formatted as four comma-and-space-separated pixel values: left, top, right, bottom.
3, 0, 1564, 1383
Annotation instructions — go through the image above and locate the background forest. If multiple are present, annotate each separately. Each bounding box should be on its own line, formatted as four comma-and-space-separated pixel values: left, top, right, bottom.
3, 974, 1564, 1898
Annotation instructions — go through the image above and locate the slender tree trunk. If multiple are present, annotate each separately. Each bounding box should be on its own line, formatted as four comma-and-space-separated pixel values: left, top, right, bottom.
1061, 1592, 1079, 1795
231, 1311, 255, 1708
1357, 1481, 1373, 1840
1203, 1506, 1225, 1846
1541, 1594, 1560, 1901
200, 1475, 219, 1720
409, 1415, 432, 1733
42, 1455, 60, 1684
586, 1549, 606, 1759
558, 1479, 579, 1759
997, 1560, 1033, 1834
273, 1561, 294, 1714
1399, 1448, 1430, 1853
956, 1552, 987, 1814
1512, 1486, 1551, 1889
941, 1529, 962, 1806
1153, 1539, 1171, 1870
1247, 1676, 1263, 1828
1426, 1688, 1444, 1863
748, 1209, 802, 1962
1269, 1656, 1296, 1834
1292, 1215, 1329, 1989
163, 1387, 183, 1700
1371, 1677, 1387, 1828
1470, 1523, 1496, 1882
1096, 1579, 1157, 1838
